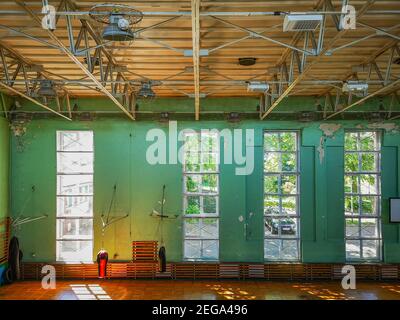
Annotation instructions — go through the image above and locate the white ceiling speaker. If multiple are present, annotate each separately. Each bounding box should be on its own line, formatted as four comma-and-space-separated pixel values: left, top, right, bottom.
283, 14, 323, 32
247, 82, 270, 92
89, 4, 143, 42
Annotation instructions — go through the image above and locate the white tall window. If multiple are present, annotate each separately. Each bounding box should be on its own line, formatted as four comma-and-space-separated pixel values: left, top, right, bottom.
183, 131, 219, 261
345, 131, 382, 261
264, 131, 300, 261
56, 131, 94, 262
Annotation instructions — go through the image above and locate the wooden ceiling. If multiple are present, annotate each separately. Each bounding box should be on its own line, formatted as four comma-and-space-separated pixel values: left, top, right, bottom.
0, 0, 399, 100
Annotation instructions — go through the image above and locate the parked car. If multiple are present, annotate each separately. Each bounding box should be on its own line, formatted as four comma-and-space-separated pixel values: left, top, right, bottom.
265, 218, 296, 235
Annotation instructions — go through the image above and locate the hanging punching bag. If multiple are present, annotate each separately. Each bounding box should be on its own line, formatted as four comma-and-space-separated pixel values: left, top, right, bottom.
158, 246, 166, 273
6, 236, 22, 283
96, 250, 108, 279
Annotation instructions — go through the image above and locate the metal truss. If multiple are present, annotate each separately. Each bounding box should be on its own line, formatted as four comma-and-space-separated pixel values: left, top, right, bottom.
15, 0, 136, 120
0, 40, 71, 120
260, 0, 377, 120
325, 42, 400, 119
0, 0, 398, 120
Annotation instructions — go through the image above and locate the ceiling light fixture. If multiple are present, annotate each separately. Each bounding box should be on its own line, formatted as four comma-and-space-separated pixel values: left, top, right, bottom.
89, 4, 143, 42
37, 80, 57, 97
137, 82, 156, 99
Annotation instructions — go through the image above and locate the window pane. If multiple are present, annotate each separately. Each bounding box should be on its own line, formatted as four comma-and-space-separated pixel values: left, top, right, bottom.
264, 133, 279, 151
281, 175, 297, 194
360, 132, 378, 151
344, 153, 359, 172
57, 240, 92, 262
362, 240, 379, 259
281, 153, 296, 172
345, 196, 359, 215
360, 218, 378, 238
346, 218, 360, 237
203, 196, 217, 214
184, 240, 218, 261
264, 239, 298, 260
345, 175, 358, 194
345, 133, 358, 151
264, 153, 280, 172
280, 240, 299, 260
201, 152, 218, 172
280, 132, 297, 151
57, 196, 93, 217
201, 240, 219, 260
281, 196, 297, 215
360, 174, 378, 194
185, 196, 200, 214
346, 240, 360, 259
184, 135, 199, 152
184, 152, 201, 172
184, 240, 201, 260
57, 175, 93, 195
361, 196, 379, 215
264, 195, 280, 215
265, 218, 298, 237
184, 218, 218, 239
57, 131, 93, 152
200, 135, 218, 153
185, 174, 218, 194
264, 175, 279, 194
360, 153, 377, 172
57, 218, 93, 240
57, 152, 94, 174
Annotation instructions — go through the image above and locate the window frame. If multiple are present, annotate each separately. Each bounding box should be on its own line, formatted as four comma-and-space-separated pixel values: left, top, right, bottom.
344, 130, 382, 262
182, 130, 220, 261
263, 130, 301, 262
56, 130, 94, 262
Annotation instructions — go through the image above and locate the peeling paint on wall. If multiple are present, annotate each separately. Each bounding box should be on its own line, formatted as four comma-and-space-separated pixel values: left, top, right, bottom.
317, 124, 342, 164
367, 122, 399, 133
319, 124, 342, 138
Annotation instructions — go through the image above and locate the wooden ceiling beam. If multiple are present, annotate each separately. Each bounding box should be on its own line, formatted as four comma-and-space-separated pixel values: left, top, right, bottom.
191, 0, 200, 120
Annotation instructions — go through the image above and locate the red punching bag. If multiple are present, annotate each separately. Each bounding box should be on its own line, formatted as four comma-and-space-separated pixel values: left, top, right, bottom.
96, 250, 108, 279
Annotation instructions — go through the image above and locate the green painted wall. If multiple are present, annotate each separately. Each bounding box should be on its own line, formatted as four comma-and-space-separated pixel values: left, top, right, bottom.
0, 115, 10, 283
9, 113, 400, 263
0, 116, 9, 220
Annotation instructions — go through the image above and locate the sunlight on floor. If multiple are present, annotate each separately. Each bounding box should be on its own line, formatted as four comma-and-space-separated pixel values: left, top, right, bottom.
381, 285, 400, 295
206, 284, 256, 300
70, 284, 112, 300
292, 284, 353, 300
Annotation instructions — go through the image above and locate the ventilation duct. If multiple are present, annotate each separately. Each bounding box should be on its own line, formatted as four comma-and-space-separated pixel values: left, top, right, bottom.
283, 14, 323, 32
